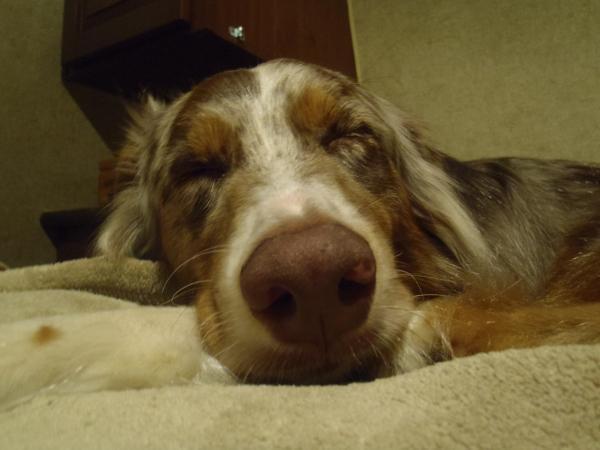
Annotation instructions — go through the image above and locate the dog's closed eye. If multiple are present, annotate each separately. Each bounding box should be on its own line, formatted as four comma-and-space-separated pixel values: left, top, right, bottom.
170, 153, 229, 184
323, 125, 380, 174
323, 123, 374, 143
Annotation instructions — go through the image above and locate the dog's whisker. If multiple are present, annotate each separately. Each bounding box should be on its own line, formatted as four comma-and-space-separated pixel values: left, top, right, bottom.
395, 271, 457, 284
166, 279, 212, 305
209, 341, 238, 362
161, 290, 197, 306
394, 269, 424, 297
164, 284, 208, 305
161, 247, 227, 294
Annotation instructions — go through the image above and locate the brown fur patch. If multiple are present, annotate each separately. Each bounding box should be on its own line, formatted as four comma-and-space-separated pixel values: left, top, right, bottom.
290, 85, 341, 134
33, 325, 61, 345
169, 68, 258, 153
186, 114, 237, 162
419, 285, 600, 358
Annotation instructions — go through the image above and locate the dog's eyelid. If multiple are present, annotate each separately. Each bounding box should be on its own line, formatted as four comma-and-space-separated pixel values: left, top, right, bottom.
170, 154, 229, 183
196, 161, 229, 177
321, 122, 376, 146
347, 124, 375, 137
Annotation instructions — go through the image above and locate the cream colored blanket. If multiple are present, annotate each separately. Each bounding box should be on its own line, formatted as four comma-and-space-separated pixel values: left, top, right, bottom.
0, 258, 598, 449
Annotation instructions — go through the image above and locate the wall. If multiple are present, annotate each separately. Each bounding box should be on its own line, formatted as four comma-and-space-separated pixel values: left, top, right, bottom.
350, 0, 600, 162
0, 1, 110, 267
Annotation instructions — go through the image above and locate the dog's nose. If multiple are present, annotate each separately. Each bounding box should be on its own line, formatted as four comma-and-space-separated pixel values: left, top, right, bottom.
240, 223, 376, 346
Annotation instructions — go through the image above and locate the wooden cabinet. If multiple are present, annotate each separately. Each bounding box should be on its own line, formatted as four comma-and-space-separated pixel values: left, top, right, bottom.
62, 0, 356, 100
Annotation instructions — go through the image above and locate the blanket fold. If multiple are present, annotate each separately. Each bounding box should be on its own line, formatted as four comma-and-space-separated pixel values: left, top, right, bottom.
0, 257, 167, 305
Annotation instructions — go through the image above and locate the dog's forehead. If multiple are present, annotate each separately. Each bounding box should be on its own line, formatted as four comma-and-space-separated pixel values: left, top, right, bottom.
184, 66, 260, 107
173, 61, 355, 167
182, 61, 347, 122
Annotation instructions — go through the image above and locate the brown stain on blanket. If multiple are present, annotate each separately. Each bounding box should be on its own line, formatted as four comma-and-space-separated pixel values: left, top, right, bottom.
33, 325, 61, 345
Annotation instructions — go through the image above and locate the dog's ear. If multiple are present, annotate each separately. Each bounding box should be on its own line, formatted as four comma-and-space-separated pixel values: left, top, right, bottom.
95, 96, 166, 258
369, 94, 493, 270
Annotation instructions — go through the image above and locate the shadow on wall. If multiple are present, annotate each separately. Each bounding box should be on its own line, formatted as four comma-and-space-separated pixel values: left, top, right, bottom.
0, 2, 110, 268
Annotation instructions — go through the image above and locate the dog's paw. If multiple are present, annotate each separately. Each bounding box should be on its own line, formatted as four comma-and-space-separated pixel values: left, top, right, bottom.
395, 304, 453, 373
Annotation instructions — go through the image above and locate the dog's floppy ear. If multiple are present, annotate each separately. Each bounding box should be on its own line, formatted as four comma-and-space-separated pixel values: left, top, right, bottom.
95, 96, 166, 258
370, 95, 493, 270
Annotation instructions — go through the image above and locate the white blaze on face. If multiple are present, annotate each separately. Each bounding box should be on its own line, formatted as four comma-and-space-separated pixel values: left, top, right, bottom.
214, 63, 415, 353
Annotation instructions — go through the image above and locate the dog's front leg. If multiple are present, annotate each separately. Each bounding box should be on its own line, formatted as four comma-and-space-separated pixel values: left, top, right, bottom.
396, 291, 600, 373
0, 306, 233, 409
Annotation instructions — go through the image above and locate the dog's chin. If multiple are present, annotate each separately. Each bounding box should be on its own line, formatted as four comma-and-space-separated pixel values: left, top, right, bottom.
220, 329, 397, 385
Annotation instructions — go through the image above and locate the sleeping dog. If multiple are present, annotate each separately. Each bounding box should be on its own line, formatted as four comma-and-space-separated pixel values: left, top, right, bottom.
2, 59, 599, 405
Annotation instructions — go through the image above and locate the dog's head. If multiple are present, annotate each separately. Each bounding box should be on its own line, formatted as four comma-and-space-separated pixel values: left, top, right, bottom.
97, 60, 489, 382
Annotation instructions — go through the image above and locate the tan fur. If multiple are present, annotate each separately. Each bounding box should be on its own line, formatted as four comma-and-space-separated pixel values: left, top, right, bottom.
290, 85, 341, 133
186, 114, 238, 162
419, 293, 600, 358
414, 238, 600, 360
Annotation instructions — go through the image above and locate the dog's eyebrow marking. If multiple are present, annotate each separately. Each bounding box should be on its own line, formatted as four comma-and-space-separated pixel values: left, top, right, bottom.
186, 114, 235, 158
171, 70, 259, 163
289, 85, 341, 133
33, 325, 61, 345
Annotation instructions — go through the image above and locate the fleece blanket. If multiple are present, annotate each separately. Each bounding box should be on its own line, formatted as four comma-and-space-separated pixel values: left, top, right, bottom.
0, 258, 599, 449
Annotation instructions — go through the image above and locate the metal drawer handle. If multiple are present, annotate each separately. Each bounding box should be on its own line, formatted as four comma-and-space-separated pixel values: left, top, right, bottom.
228, 25, 245, 41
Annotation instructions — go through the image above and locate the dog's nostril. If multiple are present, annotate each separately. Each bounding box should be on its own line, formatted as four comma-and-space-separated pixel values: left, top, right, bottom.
263, 288, 296, 319
344, 259, 376, 285
338, 278, 372, 305
339, 261, 375, 306
339, 259, 376, 306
